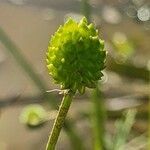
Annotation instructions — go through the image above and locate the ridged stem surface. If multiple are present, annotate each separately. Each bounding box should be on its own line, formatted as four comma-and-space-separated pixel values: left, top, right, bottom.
46, 90, 74, 150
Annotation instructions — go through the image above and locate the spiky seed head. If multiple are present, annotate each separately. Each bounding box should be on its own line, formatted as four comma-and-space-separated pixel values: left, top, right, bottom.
46, 17, 106, 94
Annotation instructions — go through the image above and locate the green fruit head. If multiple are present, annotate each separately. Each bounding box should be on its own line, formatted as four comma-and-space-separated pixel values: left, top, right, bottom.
46, 17, 106, 94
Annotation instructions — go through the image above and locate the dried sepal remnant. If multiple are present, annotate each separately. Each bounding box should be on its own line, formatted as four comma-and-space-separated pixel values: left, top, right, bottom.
46, 17, 106, 94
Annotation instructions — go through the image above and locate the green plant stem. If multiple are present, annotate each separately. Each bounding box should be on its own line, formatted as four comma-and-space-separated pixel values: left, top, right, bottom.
46, 90, 74, 150
91, 86, 106, 150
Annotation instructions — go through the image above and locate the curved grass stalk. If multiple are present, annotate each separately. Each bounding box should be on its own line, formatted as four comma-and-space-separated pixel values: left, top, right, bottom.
0, 27, 84, 150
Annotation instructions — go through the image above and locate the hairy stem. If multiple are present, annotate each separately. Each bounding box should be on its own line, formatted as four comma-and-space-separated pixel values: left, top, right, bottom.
46, 90, 74, 150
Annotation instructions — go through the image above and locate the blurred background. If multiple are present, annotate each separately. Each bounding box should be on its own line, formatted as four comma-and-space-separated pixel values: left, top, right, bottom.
0, 0, 149, 150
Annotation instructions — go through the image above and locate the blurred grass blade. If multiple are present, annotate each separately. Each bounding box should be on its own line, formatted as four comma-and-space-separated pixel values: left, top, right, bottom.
113, 109, 137, 150
90, 85, 106, 150
0, 27, 84, 148
0, 27, 47, 93
107, 56, 150, 82
64, 120, 85, 150
148, 70, 150, 150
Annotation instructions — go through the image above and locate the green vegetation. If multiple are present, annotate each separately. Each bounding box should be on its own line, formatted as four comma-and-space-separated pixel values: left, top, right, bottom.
46, 17, 106, 150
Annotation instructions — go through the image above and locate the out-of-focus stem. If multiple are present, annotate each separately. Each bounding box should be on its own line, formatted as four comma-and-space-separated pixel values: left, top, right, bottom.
148, 65, 150, 150
0, 27, 47, 93
107, 56, 150, 82
91, 86, 106, 150
64, 120, 85, 150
